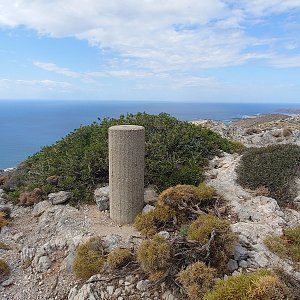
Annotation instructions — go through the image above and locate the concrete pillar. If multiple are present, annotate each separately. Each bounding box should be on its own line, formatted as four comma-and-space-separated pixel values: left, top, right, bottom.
109, 125, 145, 224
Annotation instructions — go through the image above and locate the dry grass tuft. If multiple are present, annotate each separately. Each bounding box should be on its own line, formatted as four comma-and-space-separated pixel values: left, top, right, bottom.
137, 235, 171, 277
0, 259, 10, 281
72, 237, 105, 279
107, 248, 131, 269
177, 261, 216, 299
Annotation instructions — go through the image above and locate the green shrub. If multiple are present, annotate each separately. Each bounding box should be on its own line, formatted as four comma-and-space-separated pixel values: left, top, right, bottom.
137, 235, 171, 277
265, 225, 300, 263
236, 144, 300, 206
107, 248, 131, 269
72, 237, 105, 279
187, 214, 236, 272
228, 141, 246, 154
203, 270, 289, 300
6, 113, 237, 203
0, 259, 10, 281
177, 261, 216, 299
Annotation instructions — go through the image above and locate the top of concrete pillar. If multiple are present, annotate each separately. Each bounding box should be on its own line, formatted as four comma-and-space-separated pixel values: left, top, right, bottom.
109, 125, 145, 131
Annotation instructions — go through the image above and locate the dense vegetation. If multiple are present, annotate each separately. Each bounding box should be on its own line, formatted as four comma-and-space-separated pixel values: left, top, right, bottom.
72, 183, 238, 298
71, 184, 297, 299
134, 183, 236, 280
5, 113, 240, 203
236, 144, 300, 206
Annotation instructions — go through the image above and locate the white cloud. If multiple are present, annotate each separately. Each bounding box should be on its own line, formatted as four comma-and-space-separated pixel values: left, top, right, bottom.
32, 60, 218, 91
1, 0, 299, 77
236, 0, 300, 16
33, 62, 81, 78
1, 78, 71, 89
269, 55, 300, 68
16, 79, 71, 88
0, 78, 73, 99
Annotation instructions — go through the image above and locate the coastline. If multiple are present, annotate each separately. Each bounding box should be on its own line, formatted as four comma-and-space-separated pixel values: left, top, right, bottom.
1, 106, 299, 170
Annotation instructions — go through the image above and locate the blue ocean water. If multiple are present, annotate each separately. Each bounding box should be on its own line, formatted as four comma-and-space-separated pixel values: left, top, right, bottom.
0, 100, 299, 169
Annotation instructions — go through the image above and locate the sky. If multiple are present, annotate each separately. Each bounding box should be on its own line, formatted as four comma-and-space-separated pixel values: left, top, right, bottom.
0, 1, 300, 103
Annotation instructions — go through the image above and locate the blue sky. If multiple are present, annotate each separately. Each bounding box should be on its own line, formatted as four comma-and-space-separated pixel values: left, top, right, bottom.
0, 0, 300, 102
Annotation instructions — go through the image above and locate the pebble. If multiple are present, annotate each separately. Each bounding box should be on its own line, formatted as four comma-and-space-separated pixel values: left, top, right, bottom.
2, 278, 14, 287
114, 288, 122, 297
136, 280, 150, 292
107, 285, 114, 295
227, 259, 239, 273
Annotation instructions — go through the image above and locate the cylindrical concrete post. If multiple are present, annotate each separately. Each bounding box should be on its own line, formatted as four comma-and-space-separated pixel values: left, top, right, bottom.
109, 125, 145, 224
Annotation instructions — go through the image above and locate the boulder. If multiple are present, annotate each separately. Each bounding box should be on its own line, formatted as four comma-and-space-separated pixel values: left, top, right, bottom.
271, 129, 282, 138
35, 255, 52, 273
103, 234, 122, 252
48, 191, 72, 205
46, 175, 59, 186
18, 188, 43, 206
144, 186, 158, 204
32, 201, 52, 217
227, 259, 238, 273
142, 204, 155, 214
94, 186, 109, 211
61, 252, 75, 273
234, 244, 249, 261
136, 279, 150, 292
282, 127, 292, 137
68, 284, 99, 300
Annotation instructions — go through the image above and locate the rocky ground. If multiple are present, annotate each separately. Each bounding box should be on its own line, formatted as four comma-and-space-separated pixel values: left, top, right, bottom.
0, 114, 300, 299
206, 153, 300, 279
0, 192, 141, 300
192, 114, 300, 147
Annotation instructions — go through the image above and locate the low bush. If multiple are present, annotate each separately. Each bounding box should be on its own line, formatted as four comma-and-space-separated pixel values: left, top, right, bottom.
134, 183, 219, 236
107, 248, 131, 269
6, 113, 238, 203
265, 225, 300, 263
203, 270, 290, 300
236, 144, 300, 206
157, 184, 216, 224
134, 204, 175, 236
187, 214, 236, 272
177, 261, 216, 299
0, 259, 10, 281
72, 237, 105, 279
137, 235, 171, 278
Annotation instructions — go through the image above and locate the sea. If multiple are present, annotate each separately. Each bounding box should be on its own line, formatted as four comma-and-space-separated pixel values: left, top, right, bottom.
0, 100, 299, 170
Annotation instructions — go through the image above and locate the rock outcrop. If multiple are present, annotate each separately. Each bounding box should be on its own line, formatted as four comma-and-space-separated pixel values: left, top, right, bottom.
192, 114, 300, 148
206, 153, 300, 280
